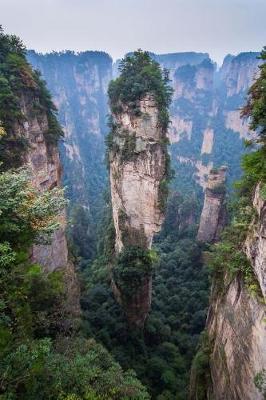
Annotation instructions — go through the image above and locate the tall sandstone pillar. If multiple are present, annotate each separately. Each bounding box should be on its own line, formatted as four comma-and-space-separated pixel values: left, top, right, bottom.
11, 86, 80, 323
108, 94, 168, 327
197, 166, 227, 243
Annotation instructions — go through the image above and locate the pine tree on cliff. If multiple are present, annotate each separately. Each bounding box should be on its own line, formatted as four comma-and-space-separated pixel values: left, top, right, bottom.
106, 50, 173, 328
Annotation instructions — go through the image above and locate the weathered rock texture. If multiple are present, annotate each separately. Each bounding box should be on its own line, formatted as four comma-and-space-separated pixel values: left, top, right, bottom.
14, 89, 80, 318
197, 167, 227, 243
109, 95, 168, 326
205, 185, 266, 400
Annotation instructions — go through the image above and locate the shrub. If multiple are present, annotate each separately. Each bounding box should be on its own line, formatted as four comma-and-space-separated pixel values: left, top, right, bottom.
0, 26, 63, 169
113, 246, 157, 297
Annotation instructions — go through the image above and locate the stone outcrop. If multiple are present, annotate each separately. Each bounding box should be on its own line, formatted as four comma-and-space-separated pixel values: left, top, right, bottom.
205, 184, 266, 400
197, 167, 227, 243
109, 95, 168, 327
201, 128, 214, 154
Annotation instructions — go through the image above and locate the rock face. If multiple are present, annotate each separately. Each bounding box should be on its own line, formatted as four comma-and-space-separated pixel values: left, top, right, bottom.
197, 167, 227, 243
14, 88, 80, 318
220, 53, 261, 97
205, 184, 266, 400
109, 95, 168, 327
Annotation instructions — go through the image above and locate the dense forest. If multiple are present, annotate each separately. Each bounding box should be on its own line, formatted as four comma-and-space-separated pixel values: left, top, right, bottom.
79, 190, 208, 399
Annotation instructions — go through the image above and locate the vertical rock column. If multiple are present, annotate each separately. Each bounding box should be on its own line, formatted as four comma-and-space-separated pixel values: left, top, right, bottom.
108, 95, 168, 327
197, 166, 227, 243
16, 91, 80, 322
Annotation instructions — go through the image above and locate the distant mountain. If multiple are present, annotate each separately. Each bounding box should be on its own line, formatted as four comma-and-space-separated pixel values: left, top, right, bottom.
27, 50, 113, 217
28, 50, 261, 211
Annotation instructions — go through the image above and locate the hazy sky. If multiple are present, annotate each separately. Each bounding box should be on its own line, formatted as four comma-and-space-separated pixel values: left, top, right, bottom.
1, 0, 265, 64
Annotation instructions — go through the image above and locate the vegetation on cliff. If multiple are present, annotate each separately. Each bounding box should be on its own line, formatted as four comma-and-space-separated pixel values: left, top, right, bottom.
113, 246, 157, 301
28, 49, 113, 263
0, 26, 63, 170
240, 47, 266, 193
105, 50, 174, 329
106, 51, 173, 214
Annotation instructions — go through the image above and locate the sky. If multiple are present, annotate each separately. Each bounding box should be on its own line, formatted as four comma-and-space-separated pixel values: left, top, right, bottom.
1, 0, 265, 64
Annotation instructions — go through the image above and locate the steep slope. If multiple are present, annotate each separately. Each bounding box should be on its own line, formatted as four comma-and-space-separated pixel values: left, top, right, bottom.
109, 94, 167, 252
107, 51, 172, 328
158, 52, 261, 191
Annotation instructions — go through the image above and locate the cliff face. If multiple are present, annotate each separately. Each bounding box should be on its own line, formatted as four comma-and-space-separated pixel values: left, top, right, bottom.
27, 51, 112, 216
110, 95, 165, 251
197, 167, 227, 243
205, 184, 266, 400
109, 95, 168, 327
220, 53, 261, 97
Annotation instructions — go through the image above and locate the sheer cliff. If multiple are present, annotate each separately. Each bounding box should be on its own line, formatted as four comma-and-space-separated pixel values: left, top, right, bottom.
106, 51, 172, 328
109, 95, 168, 327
